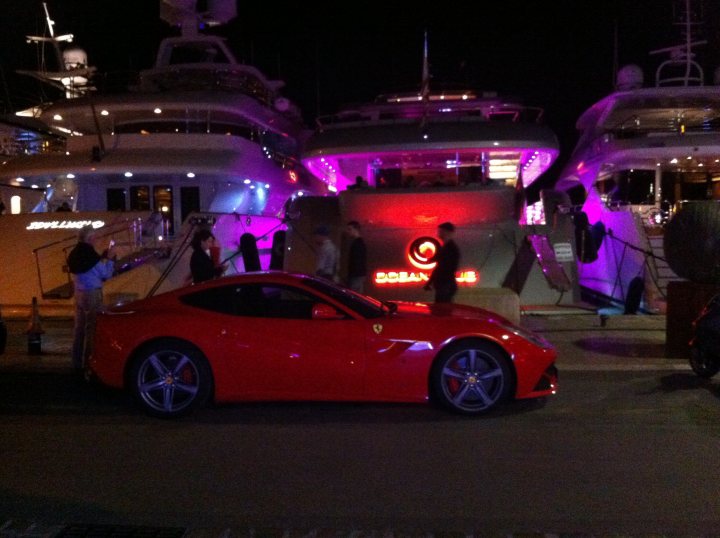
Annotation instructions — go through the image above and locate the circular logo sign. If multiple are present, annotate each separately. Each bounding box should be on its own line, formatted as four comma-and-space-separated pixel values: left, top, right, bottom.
408, 236, 440, 270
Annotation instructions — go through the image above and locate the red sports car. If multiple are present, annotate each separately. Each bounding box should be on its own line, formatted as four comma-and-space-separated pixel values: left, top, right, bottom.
89, 272, 557, 418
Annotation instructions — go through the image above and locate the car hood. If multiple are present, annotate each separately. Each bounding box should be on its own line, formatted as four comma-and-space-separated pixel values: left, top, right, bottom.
391, 301, 514, 326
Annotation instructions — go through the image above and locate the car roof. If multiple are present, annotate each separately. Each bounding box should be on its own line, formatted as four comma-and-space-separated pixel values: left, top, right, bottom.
184, 271, 314, 290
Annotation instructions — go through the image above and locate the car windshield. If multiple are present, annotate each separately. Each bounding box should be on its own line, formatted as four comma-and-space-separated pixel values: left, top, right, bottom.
301, 277, 385, 319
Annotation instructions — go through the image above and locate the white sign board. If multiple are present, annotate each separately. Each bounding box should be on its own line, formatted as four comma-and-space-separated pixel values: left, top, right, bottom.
553, 242, 574, 262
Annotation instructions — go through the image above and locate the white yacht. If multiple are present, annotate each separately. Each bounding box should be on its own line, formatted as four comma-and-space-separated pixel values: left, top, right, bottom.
0, 0, 325, 315
555, 0, 719, 312
290, 87, 575, 319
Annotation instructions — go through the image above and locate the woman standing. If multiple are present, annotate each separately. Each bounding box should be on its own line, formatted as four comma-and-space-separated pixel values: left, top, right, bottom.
190, 229, 225, 284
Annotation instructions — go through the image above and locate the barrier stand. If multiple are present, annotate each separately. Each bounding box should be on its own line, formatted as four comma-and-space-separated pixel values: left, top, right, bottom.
26, 296, 44, 355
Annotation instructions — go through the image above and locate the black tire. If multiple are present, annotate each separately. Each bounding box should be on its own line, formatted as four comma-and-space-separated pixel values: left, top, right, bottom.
430, 340, 514, 415
129, 339, 213, 418
689, 344, 720, 379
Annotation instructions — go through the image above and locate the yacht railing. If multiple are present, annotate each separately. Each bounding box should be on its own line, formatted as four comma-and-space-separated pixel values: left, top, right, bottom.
316, 104, 545, 128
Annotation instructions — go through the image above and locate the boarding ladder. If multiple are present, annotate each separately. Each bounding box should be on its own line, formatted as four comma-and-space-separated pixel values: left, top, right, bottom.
32, 216, 170, 300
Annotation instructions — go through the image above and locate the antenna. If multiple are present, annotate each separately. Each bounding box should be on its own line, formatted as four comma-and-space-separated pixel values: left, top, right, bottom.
612, 18, 619, 88
419, 31, 430, 134
18, 2, 94, 99
651, 0, 706, 86
420, 31, 430, 100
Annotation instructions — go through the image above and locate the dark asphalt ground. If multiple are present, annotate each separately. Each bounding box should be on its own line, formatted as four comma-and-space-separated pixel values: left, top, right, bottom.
0, 308, 696, 538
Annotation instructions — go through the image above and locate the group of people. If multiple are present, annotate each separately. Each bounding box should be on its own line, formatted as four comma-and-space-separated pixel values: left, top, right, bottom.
313, 220, 460, 303
188, 218, 460, 304
313, 221, 367, 293
67, 218, 460, 374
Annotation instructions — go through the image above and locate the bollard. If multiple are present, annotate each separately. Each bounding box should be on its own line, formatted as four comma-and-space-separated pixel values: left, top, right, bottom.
26, 296, 44, 355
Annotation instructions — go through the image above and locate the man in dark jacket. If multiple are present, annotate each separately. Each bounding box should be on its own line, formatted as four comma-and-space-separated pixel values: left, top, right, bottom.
345, 221, 367, 293
425, 222, 460, 303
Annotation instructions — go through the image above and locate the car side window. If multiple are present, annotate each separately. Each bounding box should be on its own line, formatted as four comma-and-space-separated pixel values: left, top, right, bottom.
180, 283, 344, 320
179, 285, 238, 315
246, 285, 322, 320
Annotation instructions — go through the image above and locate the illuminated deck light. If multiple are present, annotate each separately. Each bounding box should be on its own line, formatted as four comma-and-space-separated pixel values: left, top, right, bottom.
243, 179, 251, 184
153, 108, 162, 114
124, 171, 133, 178
53, 114, 63, 121
186, 172, 195, 178
100, 110, 109, 116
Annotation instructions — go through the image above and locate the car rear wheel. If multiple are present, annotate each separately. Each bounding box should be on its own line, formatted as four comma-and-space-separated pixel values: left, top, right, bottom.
689, 344, 720, 378
431, 340, 513, 415
129, 340, 213, 418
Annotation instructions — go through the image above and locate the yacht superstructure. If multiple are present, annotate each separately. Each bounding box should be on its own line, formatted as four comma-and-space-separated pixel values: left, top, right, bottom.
555, 0, 719, 311
0, 0, 324, 314
303, 89, 558, 196
2, 18, 322, 231
291, 88, 575, 316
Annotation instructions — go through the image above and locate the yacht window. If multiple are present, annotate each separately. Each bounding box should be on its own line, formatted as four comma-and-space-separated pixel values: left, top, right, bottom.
260, 130, 297, 157
609, 171, 654, 205
596, 178, 616, 196
106, 188, 126, 211
169, 43, 232, 65
180, 186, 200, 223
153, 185, 174, 236
130, 186, 150, 211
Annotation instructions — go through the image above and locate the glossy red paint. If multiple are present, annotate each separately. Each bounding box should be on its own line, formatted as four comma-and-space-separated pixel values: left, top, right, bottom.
90, 272, 557, 412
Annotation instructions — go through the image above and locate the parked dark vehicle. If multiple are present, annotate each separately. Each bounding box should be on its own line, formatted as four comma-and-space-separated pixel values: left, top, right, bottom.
689, 294, 720, 378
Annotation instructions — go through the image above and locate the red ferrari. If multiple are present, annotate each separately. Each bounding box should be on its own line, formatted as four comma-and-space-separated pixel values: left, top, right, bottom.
89, 272, 557, 418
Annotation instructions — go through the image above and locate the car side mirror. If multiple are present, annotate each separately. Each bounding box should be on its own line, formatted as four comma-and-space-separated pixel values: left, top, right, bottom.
312, 303, 344, 320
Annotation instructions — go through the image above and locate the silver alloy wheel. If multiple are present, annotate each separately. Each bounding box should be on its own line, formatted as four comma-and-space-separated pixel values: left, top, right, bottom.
437, 345, 509, 413
134, 346, 205, 416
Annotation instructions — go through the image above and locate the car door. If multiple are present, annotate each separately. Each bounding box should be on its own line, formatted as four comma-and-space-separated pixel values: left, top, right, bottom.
219, 283, 367, 400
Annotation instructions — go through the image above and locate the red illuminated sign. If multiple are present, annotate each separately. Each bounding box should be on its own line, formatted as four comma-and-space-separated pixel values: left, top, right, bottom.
373, 236, 478, 285
408, 236, 440, 270
375, 270, 478, 285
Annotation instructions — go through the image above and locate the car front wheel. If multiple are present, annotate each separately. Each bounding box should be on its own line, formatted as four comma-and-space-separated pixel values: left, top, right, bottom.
431, 340, 513, 415
129, 340, 213, 418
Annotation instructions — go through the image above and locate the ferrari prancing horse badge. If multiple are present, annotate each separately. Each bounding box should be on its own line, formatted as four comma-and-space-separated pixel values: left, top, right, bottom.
373, 324, 383, 335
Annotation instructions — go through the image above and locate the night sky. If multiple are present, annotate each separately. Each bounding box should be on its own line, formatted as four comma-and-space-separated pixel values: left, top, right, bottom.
2, 0, 720, 184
